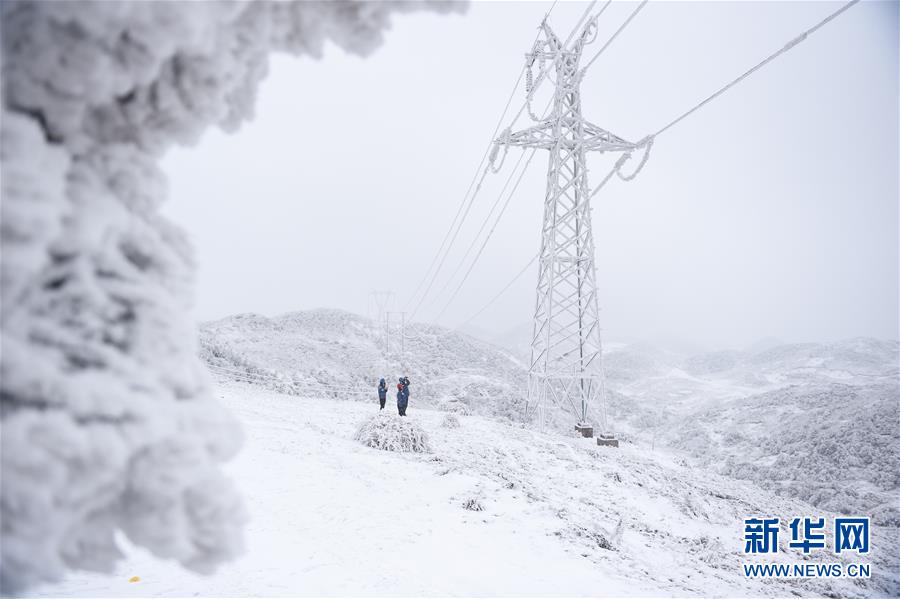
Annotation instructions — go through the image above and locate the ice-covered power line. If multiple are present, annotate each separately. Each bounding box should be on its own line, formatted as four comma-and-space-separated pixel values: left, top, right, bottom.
434, 148, 540, 322
648, 0, 861, 138
405, 2, 565, 317
399, 252, 540, 344
453, 252, 540, 332
577, 0, 861, 192
408, 159, 492, 321
400, 250, 540, 343
579, 0, 648, 77
428, 148, 530, 309
405, 73, 522, 315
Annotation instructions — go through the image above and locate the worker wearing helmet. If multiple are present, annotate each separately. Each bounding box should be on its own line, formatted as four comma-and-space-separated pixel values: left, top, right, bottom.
396, 376, 410, 416
377, 378, 387, 410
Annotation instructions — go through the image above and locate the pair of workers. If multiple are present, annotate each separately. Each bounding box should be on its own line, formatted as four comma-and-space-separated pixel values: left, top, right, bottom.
377, 376, 410, 416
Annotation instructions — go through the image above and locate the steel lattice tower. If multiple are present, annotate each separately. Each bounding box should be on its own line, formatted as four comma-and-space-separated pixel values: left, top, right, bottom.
496, 18, 635, 434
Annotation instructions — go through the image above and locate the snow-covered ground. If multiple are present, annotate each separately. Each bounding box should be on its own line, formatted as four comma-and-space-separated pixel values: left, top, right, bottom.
35, 380, 898, 598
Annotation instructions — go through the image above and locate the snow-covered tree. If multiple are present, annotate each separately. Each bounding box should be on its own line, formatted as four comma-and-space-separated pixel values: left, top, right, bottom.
0, 1, 461, 593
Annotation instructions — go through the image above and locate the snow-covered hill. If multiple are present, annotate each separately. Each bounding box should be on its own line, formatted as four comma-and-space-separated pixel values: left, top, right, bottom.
35, 381, 900, 598
676, 382, 898, 525
604, 339, 900, 527
199, 310, 899, 528
200, 309, 527, 419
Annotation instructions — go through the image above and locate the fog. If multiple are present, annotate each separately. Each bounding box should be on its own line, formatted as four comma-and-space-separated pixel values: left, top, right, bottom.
161, 0, 898, 351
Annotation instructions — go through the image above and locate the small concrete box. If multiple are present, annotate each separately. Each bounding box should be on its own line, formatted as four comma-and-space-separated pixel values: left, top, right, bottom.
574, 423, 593, 438
596, 434, 619, 448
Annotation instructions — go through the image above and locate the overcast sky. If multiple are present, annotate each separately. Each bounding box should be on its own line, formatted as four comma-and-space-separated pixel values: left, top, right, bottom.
161, 0, 898, 351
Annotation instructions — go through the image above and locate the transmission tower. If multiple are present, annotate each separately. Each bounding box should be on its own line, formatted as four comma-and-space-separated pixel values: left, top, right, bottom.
494, 17, 637, 440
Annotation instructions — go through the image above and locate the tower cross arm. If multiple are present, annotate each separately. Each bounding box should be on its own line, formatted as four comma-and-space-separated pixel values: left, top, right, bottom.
496, 119, 636, 153
580, 120, 635, 152
499, 122, 558, 150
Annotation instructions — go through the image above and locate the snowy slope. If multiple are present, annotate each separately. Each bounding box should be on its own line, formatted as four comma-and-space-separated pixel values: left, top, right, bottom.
35, 380, 899, 598
200, 309, 527, 419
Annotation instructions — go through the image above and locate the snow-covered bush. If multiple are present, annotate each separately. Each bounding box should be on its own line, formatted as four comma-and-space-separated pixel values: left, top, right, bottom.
354, 412, 431, 453
438, 399, 472, 416
570, 525, 615, 551
0, 1, 460, 593
461, 497, 485, 512
441, 413, 461, 429
668, 381, 900, 526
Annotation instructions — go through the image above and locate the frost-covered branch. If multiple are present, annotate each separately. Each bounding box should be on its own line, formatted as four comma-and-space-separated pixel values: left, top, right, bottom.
0, 1, 462, 593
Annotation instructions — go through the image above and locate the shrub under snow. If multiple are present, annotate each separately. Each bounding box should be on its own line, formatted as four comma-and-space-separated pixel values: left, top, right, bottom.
439, 399, 473, 416
441, 413, 461, 429
354, 412, 431, 453
461, 497, 485, 512
0, 0, 460, 593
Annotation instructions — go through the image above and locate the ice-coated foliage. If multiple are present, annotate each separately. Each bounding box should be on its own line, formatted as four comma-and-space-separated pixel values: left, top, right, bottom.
354, 412, 432, 453
461, 497, 484, 512
438, 400, 473, 416
441, 413, 461, 429
675, 382, 900, 526
0, 1, 461, 593
605, 339, 900, 526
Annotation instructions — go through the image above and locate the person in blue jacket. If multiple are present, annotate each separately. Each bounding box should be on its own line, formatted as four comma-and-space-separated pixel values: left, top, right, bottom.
377, 378, 387, 410
396, 376, 410, 416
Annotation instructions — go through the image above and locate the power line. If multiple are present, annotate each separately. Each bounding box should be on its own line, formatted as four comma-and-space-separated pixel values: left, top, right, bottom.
453, 252, 540, 332
404, 72, 522, 313
401, 249, 540, 341
651, 0, 860, 138
580, 0, 649, 76
423, 93, 555, 315
428, 147, 531, 308
405, 2, 563, 315
580, 0, 860, 198
408, 160, 494, 320
434, 148, 540, 321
